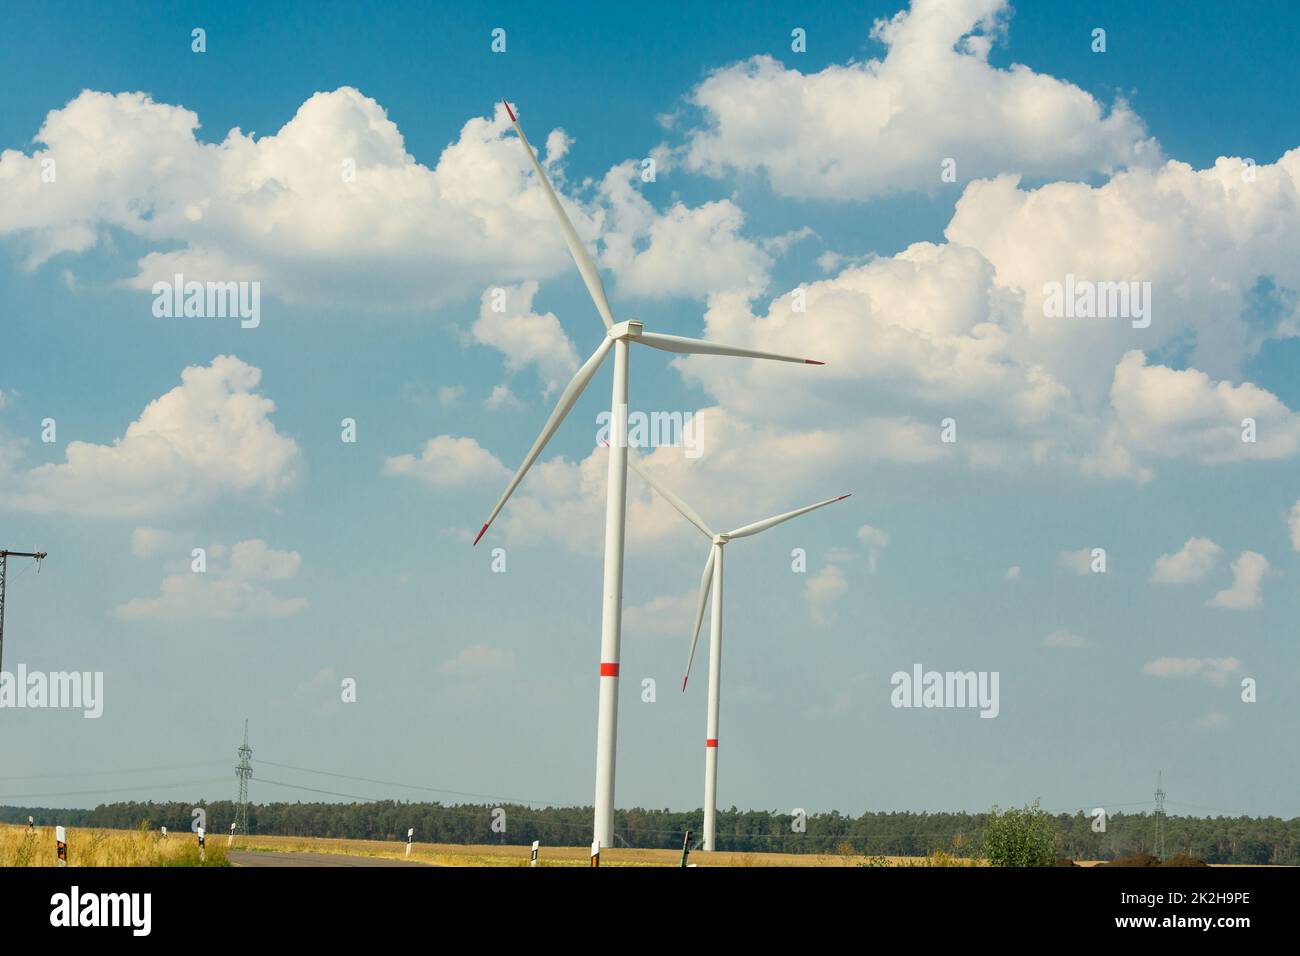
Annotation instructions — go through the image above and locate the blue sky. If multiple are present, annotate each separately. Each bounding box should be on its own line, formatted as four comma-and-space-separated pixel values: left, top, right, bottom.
0, 0, 1297, 823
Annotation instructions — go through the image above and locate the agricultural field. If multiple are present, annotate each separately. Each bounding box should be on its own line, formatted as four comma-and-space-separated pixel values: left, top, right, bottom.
0, 823, 229, 867
230, 833, 943, 866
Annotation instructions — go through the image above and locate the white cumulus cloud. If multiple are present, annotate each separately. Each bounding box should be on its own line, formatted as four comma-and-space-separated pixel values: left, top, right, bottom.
0, 356, 299, 518
1151, 537, 1223, 584
1209, 551, 1269, 609
1142, 657, 1242, 685
678, 0, 1156, 200
115, 538, 306, 621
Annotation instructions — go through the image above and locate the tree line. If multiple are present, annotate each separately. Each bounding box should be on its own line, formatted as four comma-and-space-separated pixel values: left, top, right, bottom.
3, 800, 1296, 864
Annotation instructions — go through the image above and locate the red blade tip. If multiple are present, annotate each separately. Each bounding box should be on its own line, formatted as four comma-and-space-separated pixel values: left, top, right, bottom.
682, 676, 689, 692
503, 99, 517, 122
837, 494, 852, 501
473, 523, 489, 546
805, 359, 825, 365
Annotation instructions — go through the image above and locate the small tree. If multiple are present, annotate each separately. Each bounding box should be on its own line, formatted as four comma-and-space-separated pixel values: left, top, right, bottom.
982, 800, 1057, 867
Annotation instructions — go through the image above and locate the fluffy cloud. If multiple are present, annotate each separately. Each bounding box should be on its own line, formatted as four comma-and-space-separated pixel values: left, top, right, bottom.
857, 525, 890, 574
678, 145, 1300, 484
1208, 551, 1269, 609
485, 384, 523, 411
470, 406, 915, 554
946, 154, 1300, 393
0, 91, 590, 307
131, 527, 190, 558
1151, 537, 1223, 584
678, 0, 1155, 200
624, 589, 698, 636
1, 88, 785, 312
1107, 352, 1300, 467
383, 436, 509, 487
599, 161, 773, 300
115, 538, 306, 621
805, 564, 848, 626
1058, 549, 1096, 575
0, 356, 299, 517
439, 643, 516, 677
1044, 629, 1087, 649
1142, 657, 1242, 685
471, 281, 579, 396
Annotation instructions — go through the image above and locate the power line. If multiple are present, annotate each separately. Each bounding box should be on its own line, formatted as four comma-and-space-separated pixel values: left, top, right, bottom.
0, 777, 231, 801
0, 761, 229, 782
255, 757, 577, 809
0, 548, 47, 672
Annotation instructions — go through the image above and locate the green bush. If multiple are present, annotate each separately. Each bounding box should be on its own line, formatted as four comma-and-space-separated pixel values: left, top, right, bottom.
982, 800, 1057, 867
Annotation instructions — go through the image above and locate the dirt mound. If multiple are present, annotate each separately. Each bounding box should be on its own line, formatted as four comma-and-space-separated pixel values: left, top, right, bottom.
1104, 853, 1162, 867
1102, 852, 1208, 867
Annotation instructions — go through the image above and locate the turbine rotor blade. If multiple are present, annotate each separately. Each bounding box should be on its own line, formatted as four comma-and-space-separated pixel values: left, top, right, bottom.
683, 546, 716, 691
503, 99, 614, 330
724, 494, 851, 540
625, 448, 714, 539
474, 337, 614, 545
635, 330, 823, 365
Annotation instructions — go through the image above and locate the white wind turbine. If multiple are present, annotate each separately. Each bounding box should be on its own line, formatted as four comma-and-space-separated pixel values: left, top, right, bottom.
625, 449, 849, 852
475, 100, 826, 850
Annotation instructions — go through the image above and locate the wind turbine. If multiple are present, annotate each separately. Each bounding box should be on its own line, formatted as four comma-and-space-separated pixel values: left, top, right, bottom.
475, 100, 826, 850
625, 449, 849, 852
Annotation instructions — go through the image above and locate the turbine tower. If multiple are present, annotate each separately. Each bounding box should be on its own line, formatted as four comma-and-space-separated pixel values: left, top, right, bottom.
475, 100, 825, 849
233, 719, 252, 837
625, 449, 849, 851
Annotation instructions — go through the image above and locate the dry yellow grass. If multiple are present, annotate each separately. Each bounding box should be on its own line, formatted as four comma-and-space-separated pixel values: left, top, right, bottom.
1, 822, 992, 867
231, 833, 970, 867
0, 823, 228, 867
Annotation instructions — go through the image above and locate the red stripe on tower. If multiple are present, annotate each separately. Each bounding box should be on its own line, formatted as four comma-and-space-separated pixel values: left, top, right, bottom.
706, 738, 718, 748
600, 662, 619, 677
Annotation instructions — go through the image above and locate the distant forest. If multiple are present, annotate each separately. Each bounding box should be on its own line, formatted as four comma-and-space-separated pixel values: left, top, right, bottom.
3, 801, 1297, 864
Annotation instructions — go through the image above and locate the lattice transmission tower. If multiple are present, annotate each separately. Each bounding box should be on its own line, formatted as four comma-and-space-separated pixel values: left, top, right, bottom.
1153, 771, 1167, 860
234, 719, 253, 836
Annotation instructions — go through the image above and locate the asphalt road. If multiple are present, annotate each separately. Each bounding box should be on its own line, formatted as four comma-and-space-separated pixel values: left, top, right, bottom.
228, 851, 433, 867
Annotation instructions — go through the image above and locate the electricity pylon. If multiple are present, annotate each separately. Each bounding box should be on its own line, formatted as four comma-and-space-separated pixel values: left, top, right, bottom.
0, 549, 47, 672
1153, 771, 1166, 860
234, 719, 252, 837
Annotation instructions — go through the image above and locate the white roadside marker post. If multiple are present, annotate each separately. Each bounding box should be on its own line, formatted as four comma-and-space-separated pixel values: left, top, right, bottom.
406, 828, 414, 858
197, 826, 205, 863
590, 839, 600, 868
161, 826, 167, 839
228, 822, 235, 847
55, 826, 67, 867
530, 840, 540, 867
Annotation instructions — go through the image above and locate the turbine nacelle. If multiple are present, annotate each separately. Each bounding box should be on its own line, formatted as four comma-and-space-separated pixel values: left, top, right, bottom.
608, 319, 643, 340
